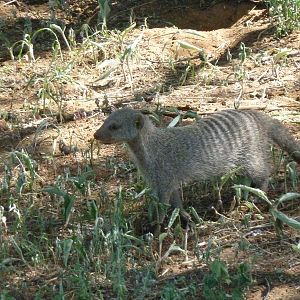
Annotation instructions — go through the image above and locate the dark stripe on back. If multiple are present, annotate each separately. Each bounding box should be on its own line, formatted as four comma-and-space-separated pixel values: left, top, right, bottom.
204, 116, 235, 153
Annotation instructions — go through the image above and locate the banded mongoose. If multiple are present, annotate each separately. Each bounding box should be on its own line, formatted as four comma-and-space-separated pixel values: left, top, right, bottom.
94, 108, 300, 225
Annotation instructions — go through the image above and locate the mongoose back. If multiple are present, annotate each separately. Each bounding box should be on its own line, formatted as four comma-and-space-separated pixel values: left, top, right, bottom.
94, 108, 300, 223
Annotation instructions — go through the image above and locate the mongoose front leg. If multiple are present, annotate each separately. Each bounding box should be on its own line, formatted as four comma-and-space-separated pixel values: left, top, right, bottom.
170, 190, 192, 229
153, 189, 192, 236
153, 189, 170, 236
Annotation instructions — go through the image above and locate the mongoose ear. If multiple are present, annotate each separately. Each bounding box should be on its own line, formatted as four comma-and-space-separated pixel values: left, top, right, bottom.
135, 114, 144, 130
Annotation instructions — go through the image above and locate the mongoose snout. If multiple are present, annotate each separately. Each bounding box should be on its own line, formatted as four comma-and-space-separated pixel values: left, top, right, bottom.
94, 126, 114, 144
94, 108, 300, 230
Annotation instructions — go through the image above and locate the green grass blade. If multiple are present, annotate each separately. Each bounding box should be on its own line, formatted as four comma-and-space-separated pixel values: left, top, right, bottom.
270, 209, 300, 230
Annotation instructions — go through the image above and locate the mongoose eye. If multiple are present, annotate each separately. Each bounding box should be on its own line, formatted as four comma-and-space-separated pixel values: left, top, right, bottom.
109, 123, 120, 131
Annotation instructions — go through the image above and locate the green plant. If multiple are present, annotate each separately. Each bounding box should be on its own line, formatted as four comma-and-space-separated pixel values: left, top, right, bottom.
9, 151, 38, 195
234, 186, 300, 235
49, 24, 71, 51
285, 161, 298, 191
0, 165, 12, 195
98, 0, 111, 29
119, 24, 143, 92
106, 187, 132, 299
43, 167, 94, 225
28, 60, 80, 121
265, 0, 300, 36
233, 42, 251, 83
203, 259, 252, 300
179, 62, 196, 85
161, 280, 196, 300
212, 167, 244, 209
0, 33, 14, 60
168, 40, 202, 85
175, 36, 209, 65
11, 26, 65, 61
0, 289, 16, 300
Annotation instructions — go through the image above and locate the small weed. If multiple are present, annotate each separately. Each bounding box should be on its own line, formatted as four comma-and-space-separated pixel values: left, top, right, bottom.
203, 259, 252, 300
106, 187, 134, 299
161, 280, 196, 299
98, 0, 111, 29
8, 150, 38, 195
233, 42, 251, 82
179, 62, 196, 85
119, 24, 144, 92
285, 161, 298, 191
0, 290, 15, 300
10, 25, 65, 61
233, 185, 300, 235
28, 60, 80, 121
43, 166, 94, 225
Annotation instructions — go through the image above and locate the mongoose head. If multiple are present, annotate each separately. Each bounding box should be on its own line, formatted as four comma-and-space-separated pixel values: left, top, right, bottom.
94, 108, 145, 144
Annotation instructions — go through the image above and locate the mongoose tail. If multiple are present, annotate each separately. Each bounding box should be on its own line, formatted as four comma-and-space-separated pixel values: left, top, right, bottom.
264, 116, 300, 163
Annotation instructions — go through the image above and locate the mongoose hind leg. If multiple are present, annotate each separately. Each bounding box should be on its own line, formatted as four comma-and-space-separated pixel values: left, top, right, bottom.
244, 162, 271, 204
248, 165, 270, 192
242, 155, 271, 190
